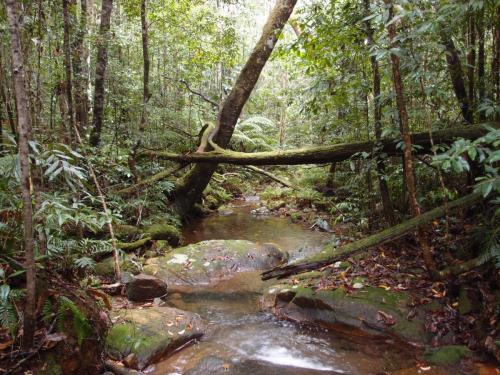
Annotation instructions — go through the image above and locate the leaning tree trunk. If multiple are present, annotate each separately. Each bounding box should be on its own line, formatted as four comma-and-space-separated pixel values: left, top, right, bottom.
89, 0, 113, 147
5, 0, 36, 349
171, 0, 297, 216
440, 33, 473, 124
386, 0, 436, 273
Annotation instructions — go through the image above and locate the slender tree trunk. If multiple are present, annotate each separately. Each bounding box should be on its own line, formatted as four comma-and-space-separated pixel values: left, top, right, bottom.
364, 0, 395, 226
385, 0, 436, 273
477, 9, 486, 121
494, 6, 500, 121
5, 0, 36, 349
0, 70, 17, 141
467, 14, 476, 110
89, 0, 113, 146
139, 0, 149, 133
63, 0, 75, 142
73, 0, 89, 132
440, 33, 473, 123
171, 0, 297, 215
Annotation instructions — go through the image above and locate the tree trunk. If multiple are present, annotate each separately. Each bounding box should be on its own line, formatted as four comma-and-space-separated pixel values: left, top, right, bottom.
261, 191, 483, 280
386, 0, 436, 272
467, 14, 476, 111
72, 0, 89, 132
477, 9, 486, 121
171, 0, 297, 216
494, 5, 500, 121
139, 0, 149, 133
5, 0, 36, 349
89, 0, 113, 146
63, 0, 75, 142
440, 33, 473, 124
364, 0, 395, 226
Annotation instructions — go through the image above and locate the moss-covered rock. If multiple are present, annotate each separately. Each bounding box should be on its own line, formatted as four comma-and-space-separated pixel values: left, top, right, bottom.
126, 274, 168, 302
424, 345, 472, 366
145, 223, 180, 245
94, 254, 141, 276
106, 307, 207, 370
143, 240, 288, 292
263, 284, 431, 344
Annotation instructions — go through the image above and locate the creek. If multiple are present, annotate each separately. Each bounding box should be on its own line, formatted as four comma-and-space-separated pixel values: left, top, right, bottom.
151, 199, 414, 374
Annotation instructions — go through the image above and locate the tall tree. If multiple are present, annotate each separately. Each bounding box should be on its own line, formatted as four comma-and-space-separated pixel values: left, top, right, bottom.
5, 0, 37, 348
385, 0, 436, 272
89, 0, 114, 146
63, 0, 75, 140
171, 0, 298, 215
139, 0, 149, 133
477, 8, 486, 121
363, 0, 395, 226
72, 0, 89, 132
494, 5, 500, 121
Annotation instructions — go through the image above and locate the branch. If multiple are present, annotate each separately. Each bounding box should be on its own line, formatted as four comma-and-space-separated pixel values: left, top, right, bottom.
114, 164, 188, 195
179, 79, 219, 109
243, 165, 296, 189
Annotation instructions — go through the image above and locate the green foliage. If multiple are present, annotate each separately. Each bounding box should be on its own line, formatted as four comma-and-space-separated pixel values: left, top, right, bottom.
0, 283, 20, 336
57, 296, 91, 346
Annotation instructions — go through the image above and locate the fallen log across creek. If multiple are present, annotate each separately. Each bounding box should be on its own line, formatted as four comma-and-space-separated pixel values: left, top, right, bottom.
261, 191, 485, 280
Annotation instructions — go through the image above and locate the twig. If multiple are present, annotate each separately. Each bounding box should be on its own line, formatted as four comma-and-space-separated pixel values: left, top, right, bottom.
179, 79, 219, 109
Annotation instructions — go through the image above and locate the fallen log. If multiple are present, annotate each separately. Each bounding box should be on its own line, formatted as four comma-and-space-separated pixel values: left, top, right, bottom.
114, 164, 188, 195
139, 124, 496, 165
243, 165, 296, 189
261, 191, 483, 280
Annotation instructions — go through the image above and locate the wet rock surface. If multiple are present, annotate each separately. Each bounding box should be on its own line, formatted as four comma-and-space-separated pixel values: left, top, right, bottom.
143, 240, 287, 292
125, 274, 168, 302
106, 306, 207, 370
263, 283, 430, 345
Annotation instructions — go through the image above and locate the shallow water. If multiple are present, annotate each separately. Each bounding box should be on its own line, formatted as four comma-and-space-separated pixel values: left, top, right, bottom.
150, 201, 415, 374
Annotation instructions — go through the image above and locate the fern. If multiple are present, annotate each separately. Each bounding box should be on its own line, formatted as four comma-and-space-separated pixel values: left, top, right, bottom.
57, 296, 91, 346
0, 285, 19, 336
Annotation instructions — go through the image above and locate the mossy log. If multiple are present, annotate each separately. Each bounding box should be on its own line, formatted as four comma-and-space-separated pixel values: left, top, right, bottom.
139, 124, 496, 166
261, 191, 483, 280
114, 164, 187, 195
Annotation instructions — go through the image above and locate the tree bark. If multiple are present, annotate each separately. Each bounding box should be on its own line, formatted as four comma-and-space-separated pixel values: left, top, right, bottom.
494, 5, 500, 121
6, 0, 37, 348
170, 0, 297, 216
261, 191, 483, 280
140, 125, 494, 165
364, 0, 395, 226
89, 0, 113, 146
440, 33, 473, 124
386, 0, 436, 272
72, 0, 89, 132
63, 0, 75, 142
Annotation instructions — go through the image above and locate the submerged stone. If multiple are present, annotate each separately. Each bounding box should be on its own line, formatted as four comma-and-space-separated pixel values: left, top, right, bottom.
106, 307, 206, 370
424, 345, 472, 366
263, 284, 431, 344
143, 240, 287, 292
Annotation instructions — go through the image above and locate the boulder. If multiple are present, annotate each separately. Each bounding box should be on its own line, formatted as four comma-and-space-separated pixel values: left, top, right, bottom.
94, 254, 140, 277
144, 223, 180, 245
143, 240, 287, 292
106, 307, 207, 370
263, 284, 431, 345
126, 274, 168, 302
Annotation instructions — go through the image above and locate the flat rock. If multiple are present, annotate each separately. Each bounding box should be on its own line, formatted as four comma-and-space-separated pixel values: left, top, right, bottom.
143, 240, 287, 292
263, 284, 431, 345
126, 274, 168, 302
106, 306, 207, 370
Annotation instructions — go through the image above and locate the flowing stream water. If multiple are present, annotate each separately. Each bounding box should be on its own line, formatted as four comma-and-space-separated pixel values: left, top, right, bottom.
151, 199, 415, 374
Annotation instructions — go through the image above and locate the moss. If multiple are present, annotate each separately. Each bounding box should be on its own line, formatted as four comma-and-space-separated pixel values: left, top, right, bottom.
290, 212, 303, 223
145, 224, 180, 243
38, 355, 63, 375
425, 345, 472, 366
94, 255, 140, 276
106, 323, 137, 356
